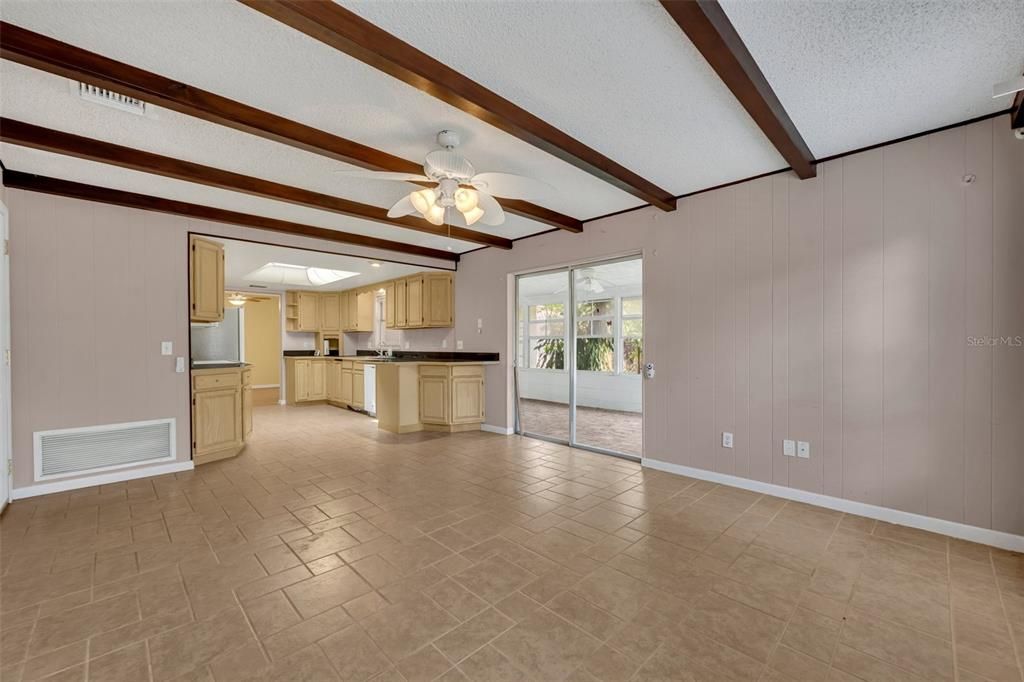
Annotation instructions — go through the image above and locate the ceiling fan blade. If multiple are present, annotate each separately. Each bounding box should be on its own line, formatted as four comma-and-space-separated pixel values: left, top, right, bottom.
476, 191, 506, 226
334, 170, 431, 182
387, 195, 417, 218
470, 172, 554, 201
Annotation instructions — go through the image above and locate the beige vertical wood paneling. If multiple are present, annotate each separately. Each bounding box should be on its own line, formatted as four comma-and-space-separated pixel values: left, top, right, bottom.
715, 188, 737, 475
927, 128, 968, 523
991, 123, 1024, 534
962, 120, 995, 529
841, 150, 885, 505
690, 194, 717, 472
787, 173, 824, 493
880, 136, 930, 515
734, 183, 752, 479
747, 177, 774, 483
668, 205, 692, 467
771, 175, 790, 486
822, 160, 845, 498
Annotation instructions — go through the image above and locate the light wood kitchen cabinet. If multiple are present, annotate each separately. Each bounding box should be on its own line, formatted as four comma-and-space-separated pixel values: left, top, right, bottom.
346, 291, 359, 331
339, 291, 350, 331
424, 273, 453, 327
394, 279, 407, 328
326, 360, 341, 402
309, 360, 326, 400
352, 363, 365, 409
418, 365, 484, 431
297, 292, 319, 331
343, 290, 373, 332
384, 282, 395, 328
192, 366, 247, 465
320, 293, 341, 333
406, 275, 424, 327
242, 368, 253, 438
340, 361, 353, 405
189, 236, 224, 323
293, 359, 310, 401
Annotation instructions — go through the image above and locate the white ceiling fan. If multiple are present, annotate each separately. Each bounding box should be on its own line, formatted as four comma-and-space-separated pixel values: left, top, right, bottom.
553, 267, 615, 294
339, 130, 553, 228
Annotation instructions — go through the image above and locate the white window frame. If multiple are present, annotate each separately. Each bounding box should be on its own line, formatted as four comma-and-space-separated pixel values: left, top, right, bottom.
521, 301, 567, 371
620, 296, 643, 375
575, 297, 617, 374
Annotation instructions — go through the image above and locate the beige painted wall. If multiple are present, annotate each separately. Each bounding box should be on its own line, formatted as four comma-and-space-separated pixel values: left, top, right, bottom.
454, 116, 1024, 535
242, 296, 282, 386
6, 190, 452, 490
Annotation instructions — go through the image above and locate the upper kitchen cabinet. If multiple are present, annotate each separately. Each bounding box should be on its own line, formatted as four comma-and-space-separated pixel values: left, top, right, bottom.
285, 291, 320, 332
320, 293, 341, 333
344, 290, 374, 332
189, 236, 224, 322
388, 272, 453, 329
384, 282, 396, 328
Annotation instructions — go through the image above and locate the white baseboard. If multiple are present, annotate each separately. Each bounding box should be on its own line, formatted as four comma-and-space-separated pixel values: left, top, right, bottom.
253, 384, 280, 389
481, 424, 514, 435
12, 460, 195, 500
643, 457, 1024, 553
278, 400, 287, 406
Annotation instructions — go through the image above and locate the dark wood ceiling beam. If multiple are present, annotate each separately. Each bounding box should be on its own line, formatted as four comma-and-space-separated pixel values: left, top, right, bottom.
659, 0, 816, 179
0, 118, 512, 249
0, 21, 579, 233
236, 0, 677, 212
1, 170, 460, 262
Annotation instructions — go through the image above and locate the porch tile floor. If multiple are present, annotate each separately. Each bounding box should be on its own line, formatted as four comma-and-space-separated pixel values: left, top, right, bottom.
1, 404, 1021, 681
518, 399, 642, 457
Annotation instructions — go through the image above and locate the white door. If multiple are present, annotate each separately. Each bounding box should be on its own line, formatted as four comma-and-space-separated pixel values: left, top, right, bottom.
0, 201, 11, 510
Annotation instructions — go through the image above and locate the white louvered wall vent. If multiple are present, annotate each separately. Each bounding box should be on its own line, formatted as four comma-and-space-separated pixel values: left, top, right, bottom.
35, 419, 175, 481
77, 82, 146, 115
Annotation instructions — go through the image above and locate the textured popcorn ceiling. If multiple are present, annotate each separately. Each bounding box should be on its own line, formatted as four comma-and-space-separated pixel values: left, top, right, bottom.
720, 0, 1024, 158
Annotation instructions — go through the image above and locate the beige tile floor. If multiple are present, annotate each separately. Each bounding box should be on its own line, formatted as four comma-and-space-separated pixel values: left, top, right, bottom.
1, 403, 1022, 682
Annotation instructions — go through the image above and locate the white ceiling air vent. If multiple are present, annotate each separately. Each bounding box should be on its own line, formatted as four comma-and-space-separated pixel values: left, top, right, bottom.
34, 418, 175, 481
77, 82, 146, 115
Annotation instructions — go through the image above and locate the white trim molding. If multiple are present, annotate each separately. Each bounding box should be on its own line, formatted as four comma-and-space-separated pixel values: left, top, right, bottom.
481, 424, 515, 435
12, 460, 194, 500
643, 457, 1024, 553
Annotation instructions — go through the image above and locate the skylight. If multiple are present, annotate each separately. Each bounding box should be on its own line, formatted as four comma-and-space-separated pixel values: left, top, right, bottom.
244, 262, 359, 287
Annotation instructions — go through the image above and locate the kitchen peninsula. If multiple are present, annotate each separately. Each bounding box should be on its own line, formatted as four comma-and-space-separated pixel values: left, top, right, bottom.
283, 351, 498, 433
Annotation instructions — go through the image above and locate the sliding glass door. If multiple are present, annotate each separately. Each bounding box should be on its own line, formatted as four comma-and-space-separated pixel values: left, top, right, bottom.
515, 255, 643, 459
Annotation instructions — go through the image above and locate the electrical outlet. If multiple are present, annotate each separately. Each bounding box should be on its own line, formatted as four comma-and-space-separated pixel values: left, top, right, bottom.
797, 441, 810, 459
161, 341, 173, 356
175, 357, 186, 373
783, 439, 796, 457
404, 341, 410, 350
457, 340, 464, 350
441, 339, 448, 349
722, 432, 733, 448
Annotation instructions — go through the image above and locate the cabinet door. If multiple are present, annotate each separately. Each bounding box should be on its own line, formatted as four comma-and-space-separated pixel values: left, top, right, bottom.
340, 368, 353, 404
338, 292, 349, 331
310, 361, 326, 399
294, 360, 310, 401
347, 292, 359, 331
384, 282, 395, 328
451, 377, 484, 423
190, 236, 224, 322
242, 385, 253, 437
320, 293, 340, 332
424, 273, 453, 327
419, 375, 449, 424
356, 292, 374, 332
326, 362, 338, 400
298, 293, 319, 331
193, 387, 242, 455
353, 369, 365, 408
395, 279, 407, 328
406, 276, 424, 328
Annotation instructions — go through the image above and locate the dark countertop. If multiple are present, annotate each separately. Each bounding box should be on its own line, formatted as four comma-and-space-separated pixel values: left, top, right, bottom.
191, 362, 249, 370
283, 350, 499, 363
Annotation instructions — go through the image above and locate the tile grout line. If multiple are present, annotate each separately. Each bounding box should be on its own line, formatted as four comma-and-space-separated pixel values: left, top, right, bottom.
989, 549, 1024, 681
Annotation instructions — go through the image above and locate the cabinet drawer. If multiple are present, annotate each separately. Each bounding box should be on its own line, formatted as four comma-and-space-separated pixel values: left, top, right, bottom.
193, 371, 241, 390
419, 365, 450, 378
451, 365, 483, 378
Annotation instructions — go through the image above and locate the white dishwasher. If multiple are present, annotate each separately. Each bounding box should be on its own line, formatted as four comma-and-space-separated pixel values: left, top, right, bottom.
363, 363, 377, 417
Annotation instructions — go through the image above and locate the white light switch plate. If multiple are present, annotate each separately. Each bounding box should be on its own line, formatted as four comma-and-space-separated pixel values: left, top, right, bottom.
797, 441, 810, 459
783, 439, 796, 457
161, 341, 173, 356
722, 432, 733, 448
456, 340, 464, 350
175, 357, 186, 373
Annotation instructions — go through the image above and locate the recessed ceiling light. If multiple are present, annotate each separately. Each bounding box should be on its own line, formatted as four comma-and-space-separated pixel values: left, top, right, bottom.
244, 262, 359, 287
370, 262, 381, 268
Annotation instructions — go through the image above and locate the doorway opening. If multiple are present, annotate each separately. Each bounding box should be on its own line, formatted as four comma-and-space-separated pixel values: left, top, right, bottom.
514, 255, 643, 459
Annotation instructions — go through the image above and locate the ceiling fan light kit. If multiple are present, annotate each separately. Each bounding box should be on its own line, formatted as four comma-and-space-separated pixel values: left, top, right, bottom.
343, 130, 554, 230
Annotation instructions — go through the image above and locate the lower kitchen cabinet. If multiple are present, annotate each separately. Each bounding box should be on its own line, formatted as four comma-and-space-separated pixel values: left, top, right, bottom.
285, 358, 329, 404
352, 363, 365, 409
418, 365, 484, 431
192, 366, 249, 465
